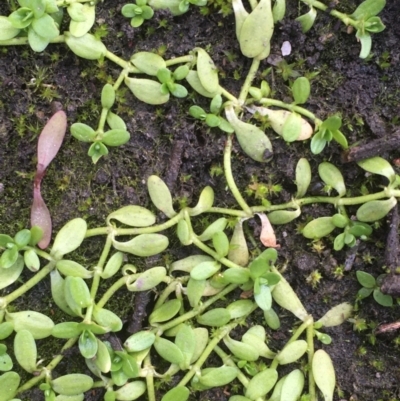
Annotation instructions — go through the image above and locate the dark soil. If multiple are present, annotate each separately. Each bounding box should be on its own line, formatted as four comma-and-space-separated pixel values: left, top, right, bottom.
1, 1, 400, 400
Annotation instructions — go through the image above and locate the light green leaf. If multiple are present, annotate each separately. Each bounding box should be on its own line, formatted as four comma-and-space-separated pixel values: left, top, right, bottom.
302, 217, 336, 239
51, 218, 87, 259
196, 48, 219, 94
124, 77, 170, 105
276, 340, 308, 365
14, 330, 37, 373
51, 374, 94, 396
0, 255, 24, 290
65, 32, 107, 60
312, 350, 335, 401
185, 70, 220, 98
69, 4, 95, 37
0, 16, 20, 40
318, 162, 346, 197
126, 266, 167, 291
357, 157, 396, 185
112, 234, 169, 257
245, 369, 278, 400
296, 6, 317, 33
239, 0, 273, 59
147, 175, 176, 218
356, 197, 397, 222
6, 311, 54, 339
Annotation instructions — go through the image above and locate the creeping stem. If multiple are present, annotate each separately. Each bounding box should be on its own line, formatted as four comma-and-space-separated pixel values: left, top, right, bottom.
224, 135, 253, 216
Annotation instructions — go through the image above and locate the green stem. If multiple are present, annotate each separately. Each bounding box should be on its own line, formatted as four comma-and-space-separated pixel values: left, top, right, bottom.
213, 345, 250, 387
56, 0, 96, 5
300, 0, 358, 27
270, 315, 313, 370
192, 236, 244, 269
85, 212, 183, 238
177, 321, 239, 387
96, 274, 134, 309
84, 235, 113, 321
105, 50, 134, 70
0, 260, 57, 308
307, 320, 316, 401
224, 135, 253, 216
16, 337, 78, 395
165, 55, 195, 67
156, 283, 238, 333
0, 35, 65, 46
238, 58, 260, 104
144, 354, 156, 401
96, 108, 109, 134
259, 98, 320, 124
220, 87, 239, 103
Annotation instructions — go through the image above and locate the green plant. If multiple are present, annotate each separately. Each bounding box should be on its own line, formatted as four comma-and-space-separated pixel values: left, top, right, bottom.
356, 271, 393, 307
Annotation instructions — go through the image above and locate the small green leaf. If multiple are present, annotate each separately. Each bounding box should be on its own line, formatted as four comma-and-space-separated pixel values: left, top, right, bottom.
312, 350, 335, 401
223, 335, 259, 361
295, 158, 311, 198
373, 289, 393, 307
188, 186, 214, 216
107, 205, 156, 228
93, 307, 123, 332
276, 340, 308, 365
198, 218, 228, 241
147, 175, 176, 217
102, 129, 130, 146
280, 369, 304, 401
296, 6, 317, 32
6, 311, 54, 339
56, 260, 92, 279
196, 308, 231, 327
52, 322, 82, 339
357, 157, 396, 185
112, 234, 169, 257
126, 266, 167, 292
69, 4, 95, 37
191, 261, 221, 281
318, 162, 346, 197
302, 216, 336, 239
198, 366, 238, 388
245, 369, 278, 400
124, 77, 170, 105
154, 337, 184, 364
0, 16, 20, 40
282, 112, 302, 142
161, 386, 189, 401
196, 48, 219, 93
0, 255, 24, 290
65, 32, 107, 60
351, 0, 386, 20
124, 331, 155, 353
113, 381, 146, 401
356, 197, 397, 222
356, 30, 372, 59
239, 0, 274, 59
0, 372, 20, 401
316, 302, 353, 327
149, 299, 181, 325
14, 330, 37, 373
356, 271, 376, 288
51, 374, 94, 396
71, 123, 96, 143
79, 330, 98, 358
272, 0, 286, 22
225, 106, 272, 162
51, 218, 87, 259
107, 111, 126, 130
254, 284, 272, 311
292, 77, 310, 104
185, 70, 220, 98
